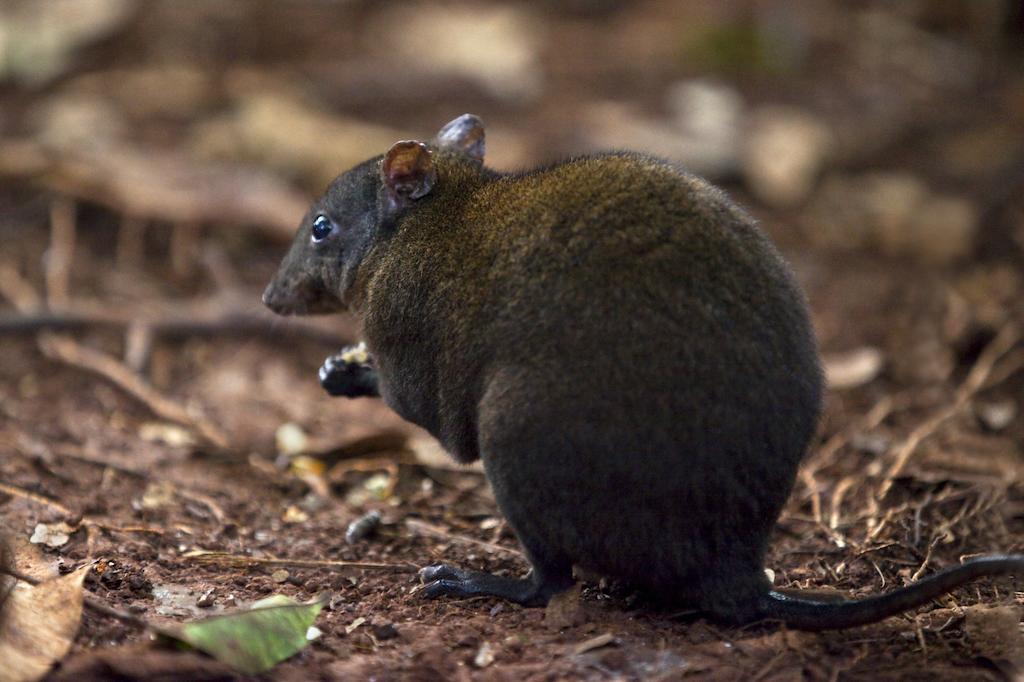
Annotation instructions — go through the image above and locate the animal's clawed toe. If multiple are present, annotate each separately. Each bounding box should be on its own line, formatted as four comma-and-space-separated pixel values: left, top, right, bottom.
421, 578, 475, 599
419, 563, 466, 584
419, 564, 487, 599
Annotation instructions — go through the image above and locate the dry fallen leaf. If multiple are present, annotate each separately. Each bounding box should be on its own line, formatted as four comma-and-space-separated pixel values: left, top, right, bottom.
28, 522, 75, 549
0, 564, 89, 682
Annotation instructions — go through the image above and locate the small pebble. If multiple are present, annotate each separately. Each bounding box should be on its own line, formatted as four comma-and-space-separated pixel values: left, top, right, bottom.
976, 400, 1016, 432
345, 510, 382, 544
271, 569, 289, 583
372, 623, 399, 640
276, 422, 309, 456
473, 642, 495, 668
196, 588, 216, 608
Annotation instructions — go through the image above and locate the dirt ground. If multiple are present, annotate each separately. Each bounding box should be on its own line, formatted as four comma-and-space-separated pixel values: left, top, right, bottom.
1, 1, 1023, 680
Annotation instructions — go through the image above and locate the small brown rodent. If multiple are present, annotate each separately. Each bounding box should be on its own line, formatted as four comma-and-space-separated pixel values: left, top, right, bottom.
264, 114, 1022, 629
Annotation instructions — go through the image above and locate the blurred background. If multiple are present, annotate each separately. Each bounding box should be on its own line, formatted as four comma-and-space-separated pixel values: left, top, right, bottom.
1, 0, 1022, 307
1, 1, 1023, 676
1, 0, 1022, 324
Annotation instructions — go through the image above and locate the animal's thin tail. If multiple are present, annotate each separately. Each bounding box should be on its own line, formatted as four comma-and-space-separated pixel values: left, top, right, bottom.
758, 554, 1024, 631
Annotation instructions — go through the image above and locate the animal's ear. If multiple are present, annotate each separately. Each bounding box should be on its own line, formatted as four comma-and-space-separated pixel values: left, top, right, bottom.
381, 140, 436, 206
435, 114, 485, 164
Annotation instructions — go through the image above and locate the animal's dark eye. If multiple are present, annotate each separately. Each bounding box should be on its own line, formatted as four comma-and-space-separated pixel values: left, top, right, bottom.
311, 214, 334, 242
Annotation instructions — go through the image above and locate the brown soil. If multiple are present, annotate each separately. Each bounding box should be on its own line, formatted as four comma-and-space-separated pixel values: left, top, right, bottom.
1, 1, 1023, 680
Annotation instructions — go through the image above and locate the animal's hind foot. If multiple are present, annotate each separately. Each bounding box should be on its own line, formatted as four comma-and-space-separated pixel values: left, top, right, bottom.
418, 563, 571, 606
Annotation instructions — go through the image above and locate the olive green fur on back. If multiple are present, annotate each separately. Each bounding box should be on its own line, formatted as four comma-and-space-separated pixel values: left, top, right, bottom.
265, 115, 835, 625
359, 151, 819, 473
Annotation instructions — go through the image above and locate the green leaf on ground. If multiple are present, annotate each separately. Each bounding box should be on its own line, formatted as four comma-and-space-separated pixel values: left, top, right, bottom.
158, 594, 325, 674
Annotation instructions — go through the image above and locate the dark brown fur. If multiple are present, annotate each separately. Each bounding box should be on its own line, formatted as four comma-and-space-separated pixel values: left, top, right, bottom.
264, 115, 1022, 629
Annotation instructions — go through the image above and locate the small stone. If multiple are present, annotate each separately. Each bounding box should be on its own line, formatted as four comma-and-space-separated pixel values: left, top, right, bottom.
345, 616, 366, 635
282, 505, 309, 524
345, 510, 382, 544
976, 400, 1017, 433
473, 641, 495, 668
271, 569, 289, 583
823, 347, 884, 390
372, 623, 399, 641
196, 588, 216, 608
742, 106, 832, 208
275, 422, 309, 456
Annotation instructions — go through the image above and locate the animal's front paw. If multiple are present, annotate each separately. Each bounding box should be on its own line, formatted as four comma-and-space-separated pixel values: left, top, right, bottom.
319, 345, 378, 398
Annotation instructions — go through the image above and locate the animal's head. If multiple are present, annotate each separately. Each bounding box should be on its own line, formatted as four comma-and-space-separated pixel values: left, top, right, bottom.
262, 113, 486, 315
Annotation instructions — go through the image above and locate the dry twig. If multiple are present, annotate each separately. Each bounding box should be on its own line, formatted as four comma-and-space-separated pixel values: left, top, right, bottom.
45, 198, 76, 309
0, 302, 349, 345
184, 550, 418, 573
405, 518, 525, 559
876, 323, 1021, 500
0, 481, 76, 517
37, 332, 231, 450
0, 263, 42, 311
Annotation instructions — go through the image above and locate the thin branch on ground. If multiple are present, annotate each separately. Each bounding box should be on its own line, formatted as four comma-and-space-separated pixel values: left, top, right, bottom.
0, 480, 166, 537
798, 387, 905, 524
0, 263, 42, 312
45, 197, 76, 310
405, 518, 525, 559
0, 301, 350, 345
877, 322, 1021, 500
37, 332, 232, 451
0, 480, 76, 517
184, 550, 419, 573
